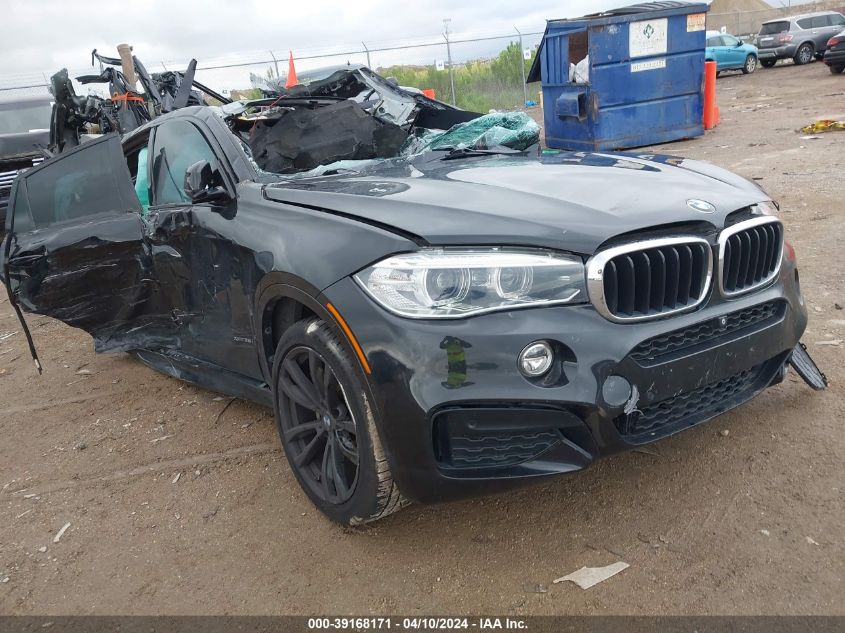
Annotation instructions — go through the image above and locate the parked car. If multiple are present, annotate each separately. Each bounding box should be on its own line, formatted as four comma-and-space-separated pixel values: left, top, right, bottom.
705, 31, 759, 74
823, 29, 845, 73
0, 94, 52, 235
756, 11, 845, 67
1, 101, 826, 524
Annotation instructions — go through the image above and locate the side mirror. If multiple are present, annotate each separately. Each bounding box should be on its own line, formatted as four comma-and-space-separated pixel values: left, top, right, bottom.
184, 160, 232, 205
735, 40, 743, 47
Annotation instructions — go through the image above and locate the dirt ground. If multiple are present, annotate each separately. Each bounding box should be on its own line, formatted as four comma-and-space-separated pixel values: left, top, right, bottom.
1, 62, 844, 616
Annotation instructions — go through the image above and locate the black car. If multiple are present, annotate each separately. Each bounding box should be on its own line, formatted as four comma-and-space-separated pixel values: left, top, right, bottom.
0, 94, 52, 235
1, 105, 824, 525
823, 30, 845, 73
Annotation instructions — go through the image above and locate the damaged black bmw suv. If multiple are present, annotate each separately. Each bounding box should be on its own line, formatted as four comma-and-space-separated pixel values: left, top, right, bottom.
2, 102, 825, 524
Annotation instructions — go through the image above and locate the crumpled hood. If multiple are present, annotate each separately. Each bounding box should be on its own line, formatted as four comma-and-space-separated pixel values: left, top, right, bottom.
263, 152, 769, 254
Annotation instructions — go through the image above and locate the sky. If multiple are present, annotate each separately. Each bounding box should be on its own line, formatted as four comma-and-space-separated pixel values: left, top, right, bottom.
0, 0, 701, 94
2, 0, 808, 95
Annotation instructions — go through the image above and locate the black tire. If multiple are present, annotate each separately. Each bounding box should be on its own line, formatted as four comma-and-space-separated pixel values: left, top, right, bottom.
794, 43, 814, 65
742, 54, 757, 74
761, 59, 777, 68
716, 70, 722, 78
272, 317, 407, 525
830, 64, 845, 75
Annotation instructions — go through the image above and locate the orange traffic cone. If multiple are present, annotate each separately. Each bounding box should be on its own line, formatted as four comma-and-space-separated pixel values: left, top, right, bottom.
703, 60, 718, 130
285, 51, 299, 89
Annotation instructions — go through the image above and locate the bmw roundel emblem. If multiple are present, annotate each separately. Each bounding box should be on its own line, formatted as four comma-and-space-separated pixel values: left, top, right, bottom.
687, 199, 716, 214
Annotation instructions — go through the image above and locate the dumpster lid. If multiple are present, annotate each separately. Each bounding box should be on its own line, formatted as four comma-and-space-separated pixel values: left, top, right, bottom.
526, 1, 708, 83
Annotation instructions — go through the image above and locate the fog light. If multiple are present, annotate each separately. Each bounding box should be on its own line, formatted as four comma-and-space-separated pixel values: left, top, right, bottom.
519, 341, 554, 377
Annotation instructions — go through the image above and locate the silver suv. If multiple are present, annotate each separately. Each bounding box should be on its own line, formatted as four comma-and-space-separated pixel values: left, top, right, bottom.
756, 11, 845, 67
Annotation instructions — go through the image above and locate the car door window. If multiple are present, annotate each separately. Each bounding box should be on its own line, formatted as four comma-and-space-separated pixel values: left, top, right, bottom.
8, 179, 34, 233
19, 135, 141, 229
797, 17, 813, 29
812, 16, 828, 28
150, 119, 218, 206
831, 14, 845, 26
706, 36, 721, 46
723, 35, 740, 46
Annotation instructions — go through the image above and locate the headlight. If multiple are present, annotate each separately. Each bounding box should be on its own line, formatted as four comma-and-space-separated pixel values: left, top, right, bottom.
752, 200, 779, 216
354, 248, 587, 319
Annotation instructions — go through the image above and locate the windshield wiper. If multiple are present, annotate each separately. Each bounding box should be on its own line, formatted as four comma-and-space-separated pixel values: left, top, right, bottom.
438, 147, 523, 160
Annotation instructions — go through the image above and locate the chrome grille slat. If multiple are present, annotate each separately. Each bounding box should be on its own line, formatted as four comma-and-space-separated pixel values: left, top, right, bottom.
0, 156, 42, 192
718, 216, 783, 297
587, 236, 713, 323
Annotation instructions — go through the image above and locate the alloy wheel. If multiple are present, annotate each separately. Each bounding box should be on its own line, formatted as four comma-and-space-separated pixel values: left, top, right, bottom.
797, 45, 813, 64
277, 345, 359, 504
745, 56, 756, 73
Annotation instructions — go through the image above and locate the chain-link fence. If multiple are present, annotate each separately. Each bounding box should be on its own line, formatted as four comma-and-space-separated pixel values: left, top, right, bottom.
1, 1, 842, 106
0, 29, 545, 112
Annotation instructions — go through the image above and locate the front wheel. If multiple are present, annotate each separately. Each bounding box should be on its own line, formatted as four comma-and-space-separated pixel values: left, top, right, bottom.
272, 318, 407, 525
742, 54, 757, 74
794, 43, 814, 65
830, 64, 845, 74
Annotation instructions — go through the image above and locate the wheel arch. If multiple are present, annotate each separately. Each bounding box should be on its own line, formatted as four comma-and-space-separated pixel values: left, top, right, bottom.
255, 273, 332, 383
255, 272, 372, 385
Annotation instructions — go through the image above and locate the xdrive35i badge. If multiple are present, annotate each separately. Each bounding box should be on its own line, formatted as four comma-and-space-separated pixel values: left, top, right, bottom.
687, 199, 716, 214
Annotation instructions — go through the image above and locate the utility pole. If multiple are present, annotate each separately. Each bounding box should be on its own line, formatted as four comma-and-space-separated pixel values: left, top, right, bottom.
515, 26, 528, 107
443, 18, 456, 106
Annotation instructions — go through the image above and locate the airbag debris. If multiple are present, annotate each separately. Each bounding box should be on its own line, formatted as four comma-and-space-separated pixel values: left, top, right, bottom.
248, 100, 407, 174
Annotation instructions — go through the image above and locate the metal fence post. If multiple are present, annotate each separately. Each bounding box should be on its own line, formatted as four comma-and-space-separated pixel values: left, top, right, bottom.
515, 26, 528, 107
269, 51, 280, 78
444, 18, 456, 106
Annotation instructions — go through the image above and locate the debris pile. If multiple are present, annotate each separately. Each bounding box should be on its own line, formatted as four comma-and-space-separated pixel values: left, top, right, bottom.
46, 46, 541, 176
800, 119, 845, 134
49, 48, 231, 153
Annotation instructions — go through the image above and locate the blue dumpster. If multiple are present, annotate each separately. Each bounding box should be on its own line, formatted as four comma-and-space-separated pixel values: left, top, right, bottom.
528, 1, 709, 151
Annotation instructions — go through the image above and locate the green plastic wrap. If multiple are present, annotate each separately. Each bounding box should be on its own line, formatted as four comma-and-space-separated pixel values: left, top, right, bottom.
403, 112, 540, 154
134, 146, 150, 216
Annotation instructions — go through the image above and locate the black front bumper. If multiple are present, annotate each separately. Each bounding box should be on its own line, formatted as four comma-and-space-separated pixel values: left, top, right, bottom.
823, 47, 845, 66
322, 257, 806, 504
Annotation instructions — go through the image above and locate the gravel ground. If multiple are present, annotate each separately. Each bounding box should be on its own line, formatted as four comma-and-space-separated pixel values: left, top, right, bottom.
0, 62, 843, 615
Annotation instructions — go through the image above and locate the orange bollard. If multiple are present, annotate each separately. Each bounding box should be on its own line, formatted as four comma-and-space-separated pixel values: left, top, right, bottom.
703, 60, 718, 130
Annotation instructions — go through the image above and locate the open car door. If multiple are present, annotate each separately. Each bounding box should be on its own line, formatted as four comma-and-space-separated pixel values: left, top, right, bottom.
2, 134, 149, 353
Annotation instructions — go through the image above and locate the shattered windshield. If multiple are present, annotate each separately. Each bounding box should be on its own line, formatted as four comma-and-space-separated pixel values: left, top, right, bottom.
0, 100, 52, 135
225, 98, 540, 181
